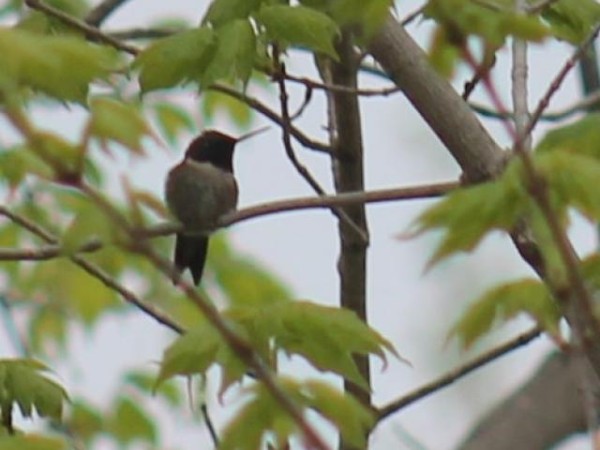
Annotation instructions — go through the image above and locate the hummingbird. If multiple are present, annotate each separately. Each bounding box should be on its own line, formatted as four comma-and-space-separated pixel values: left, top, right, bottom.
165, 128, 265, 285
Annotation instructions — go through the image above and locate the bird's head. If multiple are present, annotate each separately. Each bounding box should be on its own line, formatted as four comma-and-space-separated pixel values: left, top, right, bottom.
184, 130, 238, 172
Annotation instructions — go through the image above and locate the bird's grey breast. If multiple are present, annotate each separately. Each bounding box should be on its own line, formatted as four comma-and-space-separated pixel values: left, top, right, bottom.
165, 160, 238, 232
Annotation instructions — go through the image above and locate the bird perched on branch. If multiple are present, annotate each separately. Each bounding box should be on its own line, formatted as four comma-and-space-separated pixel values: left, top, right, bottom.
165, 128, 265, 285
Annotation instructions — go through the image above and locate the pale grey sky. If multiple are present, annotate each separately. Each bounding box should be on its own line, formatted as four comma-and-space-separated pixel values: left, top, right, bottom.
1, 1, 596, 449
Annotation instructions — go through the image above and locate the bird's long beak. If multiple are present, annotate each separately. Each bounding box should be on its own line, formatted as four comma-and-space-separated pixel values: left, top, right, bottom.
236, 126, 270, 143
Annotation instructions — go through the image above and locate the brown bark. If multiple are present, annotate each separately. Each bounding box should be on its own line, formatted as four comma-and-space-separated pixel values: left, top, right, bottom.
319, 31, 370, 448
458, 352, 588, 450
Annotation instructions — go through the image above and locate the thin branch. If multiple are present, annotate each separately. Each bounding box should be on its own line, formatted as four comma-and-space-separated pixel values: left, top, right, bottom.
85, 0, 131, 27
281, 72, 402, 97
273, 60, 369, 244
108, 28, 178, 40
511, 1, 531, 150
401, 5, 426, 26
369, 15, 507, 182
376, 327, 541, 423
464, 23, 600, 374
0, 182, 458, 261
520, 23, 600, 143
289, 85, 313, 121
78, 180, 331, 449
24, 0, 139, 55
200, 403, 219, 447
138, 244, 331, 450
210, 83, 331, 153
0, 205, 184, 334
224, 181, 457, 226
470, 91, 600, 121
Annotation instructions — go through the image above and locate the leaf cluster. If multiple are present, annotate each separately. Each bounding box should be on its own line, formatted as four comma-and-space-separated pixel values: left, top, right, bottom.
425, 0, 600, 76
0, 359, 68, 428
412, 114, 600, 347
156, 299, 397, 447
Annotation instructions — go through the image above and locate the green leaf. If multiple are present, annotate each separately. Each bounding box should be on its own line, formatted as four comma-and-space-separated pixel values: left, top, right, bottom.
201, 89, 253, 126
22, 133, 82, 183
528, 202, 569, 285
203, 0, 262, 27
451, 279, 560, 348
582, 253, 600, 289
536, 152, 600, 220
0, 435, 68, 450
330, 0, 393, 37
220, 380, 293, 450
0, 29, 117, 103
157, 298, 397, 395
28, 306, 68, 355
61, 200, 114, 255
21, 257, 121, 325
428, 26, 461, 77
541, 0, 600, 43
424, 0, 549, 46
125, 371, 183, 407
581, 254, 600, 318
88, 97, 153, 154
228, 300, 399, 390
155, 320, 244, 391
256, 5, 339, 58
0, 359, 69, 421
201, 19, 256, 87
153, 102, 196, 145
300, 379, 374, 448
220, 378, 373, 450
536, 113, 600, 159
67, 401, 103, 444
106, 397, 156, 445
410, 166, 527, 267
0, 145, 53, 189
134, 27, 216, 92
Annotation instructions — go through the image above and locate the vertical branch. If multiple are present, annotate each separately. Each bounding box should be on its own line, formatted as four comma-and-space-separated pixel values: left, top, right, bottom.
577, 23, 600, 447
511, 2, 530, 149
318, 32, 371, 415
578, 43, 600, 113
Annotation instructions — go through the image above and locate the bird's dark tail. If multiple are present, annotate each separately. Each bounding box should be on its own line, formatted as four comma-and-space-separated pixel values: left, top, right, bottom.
173, 233, 209, 286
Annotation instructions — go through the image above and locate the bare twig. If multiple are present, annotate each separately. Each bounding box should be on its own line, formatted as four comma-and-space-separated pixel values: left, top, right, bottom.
281, 72, 401, 97
511, 1, 531, 150
24, 0, 139, 55
200, 403, 219, 447
465, 23, 600, 374
273, 60, 369, 244
85, 0, 131, 27
0, 182, 458, 261
224, 181, 457, 226
318, 30, 372, 422
0, 205, 184, 334
376, 327, 541, 423
401, 5, 426, 26
520, 23, 600, 143
210, 83, 331, 153
470, 91, 600, 121
108, 28, 178, 40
